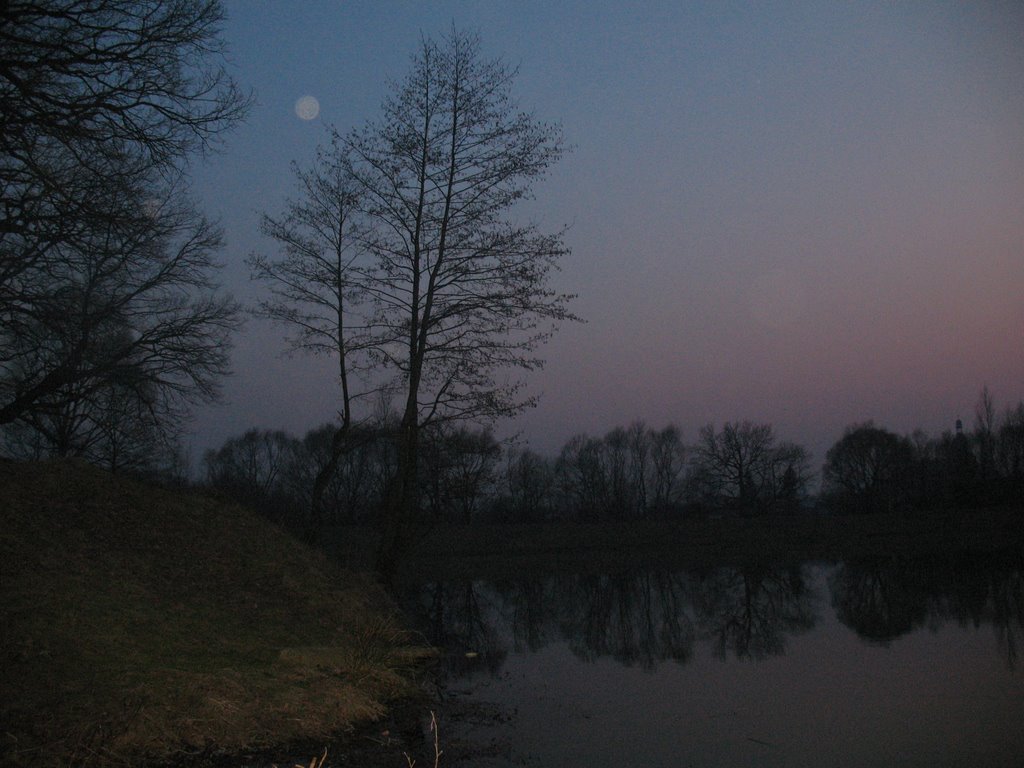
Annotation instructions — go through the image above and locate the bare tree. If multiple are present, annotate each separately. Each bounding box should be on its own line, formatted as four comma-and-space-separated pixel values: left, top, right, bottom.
248, 137, 377, 539
604, 427, 631, 515
691, 422, 774, 513
974, 385, 997, 484
649, 424, 686, 513
420, 425, 501, 524
1, 0, 250, 429
250, 30, 575, 568
626, 421, 650, 515
504, 447, 555, 522
688, 422, 810, 514
1, 178, 240, 449
556, 434, 610, 521
342, 29, 576, 573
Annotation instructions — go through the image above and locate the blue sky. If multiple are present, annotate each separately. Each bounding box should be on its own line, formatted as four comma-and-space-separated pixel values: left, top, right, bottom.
189, 0, 1024, 466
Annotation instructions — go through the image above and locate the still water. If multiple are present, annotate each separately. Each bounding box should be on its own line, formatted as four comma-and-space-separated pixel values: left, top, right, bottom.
401, 555, 1024, 767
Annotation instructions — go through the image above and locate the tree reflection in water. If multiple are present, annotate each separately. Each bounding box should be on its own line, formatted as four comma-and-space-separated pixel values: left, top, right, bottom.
831, 554, 1024, 668
556, 571, 696, 669
693, 565, 816, 660
402, 555, 1024, 676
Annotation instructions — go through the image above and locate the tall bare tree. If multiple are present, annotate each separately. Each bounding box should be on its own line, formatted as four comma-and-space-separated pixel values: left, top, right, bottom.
253, 29, 576, 572
1, 0, 250, 433
345, 29, 577, 574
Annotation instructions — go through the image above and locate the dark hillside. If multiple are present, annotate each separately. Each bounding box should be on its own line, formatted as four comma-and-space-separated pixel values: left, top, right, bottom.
0, 460, 429, 767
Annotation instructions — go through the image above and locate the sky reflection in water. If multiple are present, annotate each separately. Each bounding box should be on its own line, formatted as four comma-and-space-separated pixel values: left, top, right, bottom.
402, 556, 1024, 767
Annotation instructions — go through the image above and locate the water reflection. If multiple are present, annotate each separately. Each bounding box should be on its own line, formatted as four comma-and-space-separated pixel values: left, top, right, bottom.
832, 554, 1024, 667
693, 564, 816, 659
403, 555, 1024, 675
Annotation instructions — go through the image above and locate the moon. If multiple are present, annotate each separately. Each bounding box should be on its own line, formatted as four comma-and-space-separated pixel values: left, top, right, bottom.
294, 95, 320, 121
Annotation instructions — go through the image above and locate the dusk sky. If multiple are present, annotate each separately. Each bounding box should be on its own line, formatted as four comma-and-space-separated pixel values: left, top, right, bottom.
189, 1, 1024, 467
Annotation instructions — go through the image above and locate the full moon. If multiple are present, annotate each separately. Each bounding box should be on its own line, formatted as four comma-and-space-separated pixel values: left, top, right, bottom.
294, 95, 320, 121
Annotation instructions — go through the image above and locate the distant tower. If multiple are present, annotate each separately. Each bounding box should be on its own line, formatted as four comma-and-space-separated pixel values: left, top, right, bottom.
955, 417, 963, 435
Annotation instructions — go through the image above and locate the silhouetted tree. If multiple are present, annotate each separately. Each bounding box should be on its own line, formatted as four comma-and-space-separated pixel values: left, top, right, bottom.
253, 29, 576, 574
1, 182, 240, 458
286, 422, 394, 525
975, 385, 998, 487
1, 0, 250, 428
649, 424, 686, 514
204, 429, 301, 525
248, 135, 376, 539
996, 402, 1024, 488
689, 421, 809, 514
822, 422, 913, 514
502, 447, 555, 522
2, 352, 177, 475
556, 434, 611, 520
937, 425, 979, 508
420, 426, 501, 524
354, 29, 576, 575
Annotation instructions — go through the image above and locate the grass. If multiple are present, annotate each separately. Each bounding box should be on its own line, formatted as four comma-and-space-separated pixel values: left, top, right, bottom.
0, 459, 434, 768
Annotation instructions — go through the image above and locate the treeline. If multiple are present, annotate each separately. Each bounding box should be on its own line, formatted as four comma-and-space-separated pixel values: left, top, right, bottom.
6, 385, 1021, 534
197, 387, 1024, 537
200, 420, 765, 532
822, 389, 1024, 514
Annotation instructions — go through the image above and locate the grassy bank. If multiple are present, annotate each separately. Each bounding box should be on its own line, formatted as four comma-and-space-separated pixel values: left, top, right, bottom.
0, 460, 432, 768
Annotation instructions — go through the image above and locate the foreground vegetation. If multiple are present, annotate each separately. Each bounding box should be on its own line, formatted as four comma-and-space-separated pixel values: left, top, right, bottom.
0, 460, 432, 768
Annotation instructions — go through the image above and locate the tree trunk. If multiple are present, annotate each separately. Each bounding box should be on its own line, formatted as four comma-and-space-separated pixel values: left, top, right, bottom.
375, 418, 418, 582
306, 422, 351, 544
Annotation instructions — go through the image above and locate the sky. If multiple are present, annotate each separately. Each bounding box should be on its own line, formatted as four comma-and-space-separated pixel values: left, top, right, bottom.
188, 0, 1024, 468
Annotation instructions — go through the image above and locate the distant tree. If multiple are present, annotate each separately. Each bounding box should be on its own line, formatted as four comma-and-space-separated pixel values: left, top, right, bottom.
937, 425, 979, 508
551, 422, 691, 520
204, 429, 300, 524
603, 427, 632, 515
905, 429, 943, 509
1, 0, 250, 427
626, 421, 651, 514
556, 434, 610, 520
420, 426, 501, 524
974, 385, 998, 485
822, 422, 913, 514
688, 421, 807, 514
766, 442, 813, 514
996, 401, 1024, 495
691, 422, 773, 512
503, 447, 555, 522
648, 424, 686, 513
283, 423, 389, 525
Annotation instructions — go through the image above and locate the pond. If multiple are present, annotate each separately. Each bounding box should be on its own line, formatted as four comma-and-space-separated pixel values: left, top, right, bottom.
399, 554, 1024, 767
